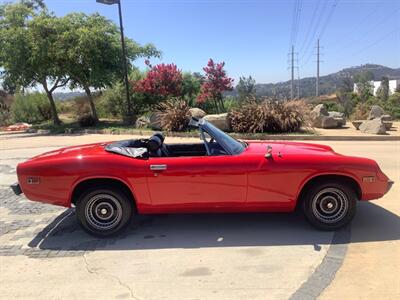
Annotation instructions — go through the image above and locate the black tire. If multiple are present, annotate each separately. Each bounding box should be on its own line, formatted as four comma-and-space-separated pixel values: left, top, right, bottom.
76, 186, 133, 237
302, 181, 356, 230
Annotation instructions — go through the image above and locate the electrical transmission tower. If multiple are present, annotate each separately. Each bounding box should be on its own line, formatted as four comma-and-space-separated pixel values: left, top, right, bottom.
315, 39, 323, 97
288, 45, 299, 100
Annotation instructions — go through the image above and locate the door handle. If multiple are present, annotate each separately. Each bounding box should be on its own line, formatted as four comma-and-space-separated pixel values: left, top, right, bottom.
150, 164, 167, 171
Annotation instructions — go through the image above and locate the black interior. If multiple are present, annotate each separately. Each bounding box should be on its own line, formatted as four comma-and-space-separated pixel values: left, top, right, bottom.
105, 133, 207, 158
166, 143, 207, 157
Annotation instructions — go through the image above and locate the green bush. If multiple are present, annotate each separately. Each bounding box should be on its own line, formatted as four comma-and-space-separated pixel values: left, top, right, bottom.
11, 93, 52, 124
223, 96, 240, 112
383, 92, 400, 120
323, 101, 341, 112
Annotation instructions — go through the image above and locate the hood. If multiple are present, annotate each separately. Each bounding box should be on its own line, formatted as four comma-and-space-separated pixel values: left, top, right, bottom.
244, 141, 335, 157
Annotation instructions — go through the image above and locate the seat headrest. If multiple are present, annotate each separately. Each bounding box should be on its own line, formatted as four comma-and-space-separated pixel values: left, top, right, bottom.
147, 135, 162, 151
153, 132, 165, 142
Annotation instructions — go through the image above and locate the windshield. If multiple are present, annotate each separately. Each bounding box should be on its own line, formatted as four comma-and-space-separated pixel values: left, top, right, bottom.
202, 121, 245, 155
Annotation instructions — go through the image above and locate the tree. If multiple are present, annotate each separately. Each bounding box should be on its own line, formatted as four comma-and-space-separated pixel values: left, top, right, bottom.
354, 70, 374, 102
237, 76, 256, 101
181, 72, 201, 106
336, 77, 356, 116
0, 1, 68, 124
61, 13, 159, 122
339, 77, 354, 93
133, 62, 183, 100
376, 76, 389, 101
197, 59, 234, 112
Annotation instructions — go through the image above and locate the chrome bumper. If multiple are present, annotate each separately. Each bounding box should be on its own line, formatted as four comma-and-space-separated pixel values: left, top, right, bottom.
10, 183, 22, 195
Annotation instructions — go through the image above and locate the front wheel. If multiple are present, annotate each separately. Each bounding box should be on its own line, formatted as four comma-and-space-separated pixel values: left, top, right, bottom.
302, 181, 356, 230
76, 187, 133, 237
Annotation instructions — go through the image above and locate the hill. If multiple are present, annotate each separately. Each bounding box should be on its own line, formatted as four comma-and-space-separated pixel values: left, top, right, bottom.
229, 64, 400, 99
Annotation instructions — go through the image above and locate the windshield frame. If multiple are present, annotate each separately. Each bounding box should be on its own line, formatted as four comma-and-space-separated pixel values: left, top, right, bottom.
200, 120, 245, 155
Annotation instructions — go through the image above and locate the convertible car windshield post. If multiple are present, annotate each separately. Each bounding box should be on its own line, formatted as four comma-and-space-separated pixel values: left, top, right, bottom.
199, 119, 246, 155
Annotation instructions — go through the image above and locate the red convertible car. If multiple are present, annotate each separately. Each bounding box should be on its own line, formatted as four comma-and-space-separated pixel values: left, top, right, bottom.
12, 118, 393, 236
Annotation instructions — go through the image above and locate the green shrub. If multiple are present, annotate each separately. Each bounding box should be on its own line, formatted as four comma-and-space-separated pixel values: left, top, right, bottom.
97, 83, 126, 118
228, 98, 311, 133
223, 96, 240, 112
56, 100, 75, 114
323, 101, 341, 112
155, 98, 190, 131
384, 92, 400, 120
11, 93, 52, 124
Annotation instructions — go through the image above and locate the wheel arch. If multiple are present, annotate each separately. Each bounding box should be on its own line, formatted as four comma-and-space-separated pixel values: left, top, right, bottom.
70, 177, 137, 211
296, 174, 362, 209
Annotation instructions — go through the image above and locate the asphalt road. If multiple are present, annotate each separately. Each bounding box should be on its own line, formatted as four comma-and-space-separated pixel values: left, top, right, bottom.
0, 133, 399, 299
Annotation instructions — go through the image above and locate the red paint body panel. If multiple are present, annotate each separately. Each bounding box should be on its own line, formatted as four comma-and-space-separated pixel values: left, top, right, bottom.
17, 139, 391, 213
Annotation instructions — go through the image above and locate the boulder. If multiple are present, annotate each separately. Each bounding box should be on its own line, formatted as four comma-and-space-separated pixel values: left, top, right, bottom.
189, 108, 206, 119
381, 114, 392, 122
135, 116, 150, 128
311, 104, 329, 118
149, 113, 162, 130
329, 111, 346, 126
351, 120, 363, 130
359, 119, 386, 135
368, 105, 384, 120
203, 113, 230, 131
311, 104, 339, 128
313, 116, 338, 129
383, 121, 393, 130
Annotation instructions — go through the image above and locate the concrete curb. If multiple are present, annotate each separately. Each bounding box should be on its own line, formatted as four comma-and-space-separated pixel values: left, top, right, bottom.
290, 226, 351, 299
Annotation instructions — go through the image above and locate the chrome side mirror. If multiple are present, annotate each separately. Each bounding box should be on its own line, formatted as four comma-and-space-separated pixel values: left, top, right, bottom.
265, 145, 273, 158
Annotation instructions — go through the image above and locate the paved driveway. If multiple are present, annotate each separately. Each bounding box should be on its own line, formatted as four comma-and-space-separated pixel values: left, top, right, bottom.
0, 133, 398, 299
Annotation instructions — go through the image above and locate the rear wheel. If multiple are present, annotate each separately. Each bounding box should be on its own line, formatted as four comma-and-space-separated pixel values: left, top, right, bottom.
302, 181, 356, 230
76, 187, 133, 237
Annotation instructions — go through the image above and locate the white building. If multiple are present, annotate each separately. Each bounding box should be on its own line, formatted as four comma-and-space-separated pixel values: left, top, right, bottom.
354, 79, 400, 96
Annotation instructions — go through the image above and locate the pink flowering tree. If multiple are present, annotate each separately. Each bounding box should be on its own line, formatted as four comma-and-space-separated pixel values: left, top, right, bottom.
197, 59, 234, 112
133, 61, 183, 100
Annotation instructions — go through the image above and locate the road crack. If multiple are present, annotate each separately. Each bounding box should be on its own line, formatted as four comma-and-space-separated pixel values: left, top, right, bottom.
82, 253, 140, 300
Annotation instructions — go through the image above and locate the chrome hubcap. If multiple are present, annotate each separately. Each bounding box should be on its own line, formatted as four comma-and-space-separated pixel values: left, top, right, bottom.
85, 194, 122, 231
312, 187, 348, 224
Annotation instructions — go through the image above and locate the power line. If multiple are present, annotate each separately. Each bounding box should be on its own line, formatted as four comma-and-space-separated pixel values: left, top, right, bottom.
331, 7, 400, 57
298, 0, 321, 54
350, 27, 399, 57
289, 0, 303, 50
318, 0, 339, 40
299, 0, 329, 62
289, 0, 300, 50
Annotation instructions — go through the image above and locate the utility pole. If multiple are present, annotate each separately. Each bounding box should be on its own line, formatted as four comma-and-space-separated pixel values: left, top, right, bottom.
316, 38, 320, 97
96, 0, 133, 123
297, 71, 300, 99
291, 45, 294, 100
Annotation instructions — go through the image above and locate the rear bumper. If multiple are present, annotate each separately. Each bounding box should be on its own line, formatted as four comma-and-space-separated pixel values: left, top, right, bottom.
10, 183, 22, 195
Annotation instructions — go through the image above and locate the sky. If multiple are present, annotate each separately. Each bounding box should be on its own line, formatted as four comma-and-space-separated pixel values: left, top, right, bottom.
2, 0, 400, 84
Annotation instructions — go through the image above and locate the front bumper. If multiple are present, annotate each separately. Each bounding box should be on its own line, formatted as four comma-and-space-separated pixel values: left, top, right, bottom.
10, 183, 22, 195
386, 180, 394, 194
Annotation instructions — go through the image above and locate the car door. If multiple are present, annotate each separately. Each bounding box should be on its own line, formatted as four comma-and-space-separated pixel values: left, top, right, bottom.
145, 154, 248, 212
